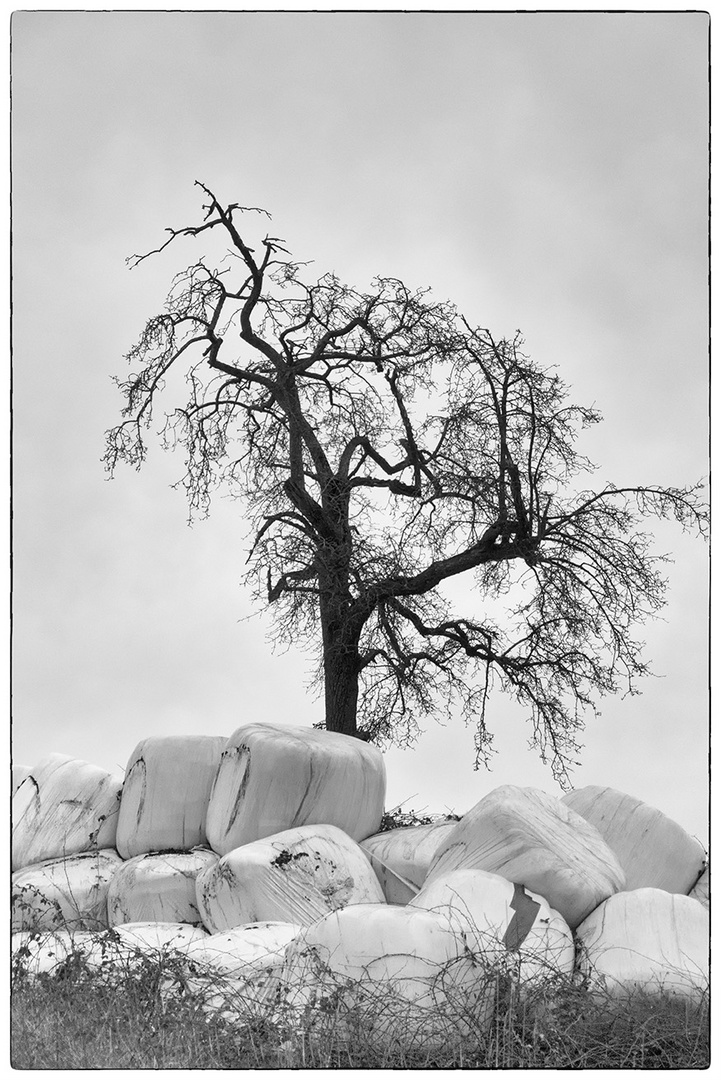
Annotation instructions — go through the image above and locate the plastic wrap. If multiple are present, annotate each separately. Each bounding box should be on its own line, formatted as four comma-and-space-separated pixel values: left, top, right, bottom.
576, 888, 709, 999
12, 929, 99, 978
196, 823, 386, 933
410, 868, 574, 981
12, 849, 123, 932
426, 785, 625, 929
205, 723, 386, 855
361, 821, 457, 903
183, 922, 302, 976
166, 922, 303, 1020
281, 902, 495, 1045
561, 785, 707, 893
12, 922, 208, 983
12, 754, 122, 871
11, 928, 140, 981
116, 735, 227, 858
107, 848, 219, 926
359, 855, 417, 905
110, 920, 208, 953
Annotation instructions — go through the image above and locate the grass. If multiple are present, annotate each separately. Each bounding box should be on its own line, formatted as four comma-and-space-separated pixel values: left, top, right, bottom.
10, 932, 710, 1069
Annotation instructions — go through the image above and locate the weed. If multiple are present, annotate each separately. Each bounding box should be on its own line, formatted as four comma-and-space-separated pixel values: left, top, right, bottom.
10, 926, 710, 1069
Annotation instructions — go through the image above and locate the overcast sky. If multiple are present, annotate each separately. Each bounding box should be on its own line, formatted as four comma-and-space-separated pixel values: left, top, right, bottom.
11, 10, 709, 845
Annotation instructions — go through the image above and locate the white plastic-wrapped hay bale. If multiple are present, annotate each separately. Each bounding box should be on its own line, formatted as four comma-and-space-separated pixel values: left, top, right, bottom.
12, 754, 122, 871
87, 922, 213, 982
11, 929, 102, 979
11, 928, 128, 982
576, 888, 709, 1000
426, 785, 625, 930
410, 868, 574, 982
281, 902, 495, 1046
12, 923, 208, 984
361, 821, 458, 904
196, 824, 386, 934
359, 851, 417, 905
116, 735, 227, 858
13, 764, 31, 791
205, 723, 385, 855
110, 920, 208, 954
166, 922, 303, 1021
98, 922, 209, 977
183, 922, 302, 977
12, 848, 123, 932
689, 865, 709, 909
107, 848, 219, 926
561, 785, 707, 894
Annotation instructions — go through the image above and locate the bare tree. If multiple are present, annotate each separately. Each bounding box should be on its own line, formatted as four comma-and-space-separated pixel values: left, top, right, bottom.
105, 183, 707, 781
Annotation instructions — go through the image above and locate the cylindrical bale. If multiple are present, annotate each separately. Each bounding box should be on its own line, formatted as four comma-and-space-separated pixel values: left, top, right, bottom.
13, 923, 208, 983
410, 867, 574, 982
116, 735, 227, 858
196, 823, 386, 933
107, 848, 219, 926
167, 922, 303, 1020
110, 920, 209, 955
12, 849, 123, 932
12, 754, 122, 871
205, 723, 386, 855
12, 929, 103, 979
576, 888, 709, 1000
562, 785, 707, 893
361, 821, 458, 903
183, 922, 303, 977
426, 785, 625, 929
281, 903, 495, 1048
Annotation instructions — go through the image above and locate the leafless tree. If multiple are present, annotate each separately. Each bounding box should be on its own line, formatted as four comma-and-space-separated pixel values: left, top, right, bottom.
105, 183, 707, 781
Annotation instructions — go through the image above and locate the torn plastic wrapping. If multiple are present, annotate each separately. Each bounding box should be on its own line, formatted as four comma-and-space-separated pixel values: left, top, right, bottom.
410, 867, 574, 981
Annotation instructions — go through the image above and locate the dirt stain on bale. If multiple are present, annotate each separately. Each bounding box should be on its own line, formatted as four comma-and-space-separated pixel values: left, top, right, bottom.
224, 745, 252, 833
271, 850, 310, 869
123, 756, 147, 829
319, 876, 355, 909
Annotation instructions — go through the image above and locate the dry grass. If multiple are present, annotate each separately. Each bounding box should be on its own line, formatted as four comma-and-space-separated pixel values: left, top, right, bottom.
11, 931, 710, 1070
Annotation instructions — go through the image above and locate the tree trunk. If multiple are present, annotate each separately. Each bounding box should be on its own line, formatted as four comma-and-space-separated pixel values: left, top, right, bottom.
323, 633, 361, 736
320, 583, 361, 736
316, 491, 363, 738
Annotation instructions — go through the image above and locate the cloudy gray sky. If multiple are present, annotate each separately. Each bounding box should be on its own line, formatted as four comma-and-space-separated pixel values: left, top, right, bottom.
11, 10, 709, 844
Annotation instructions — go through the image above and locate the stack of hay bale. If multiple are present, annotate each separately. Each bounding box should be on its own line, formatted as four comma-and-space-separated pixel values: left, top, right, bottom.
11, 723, 709, 1044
